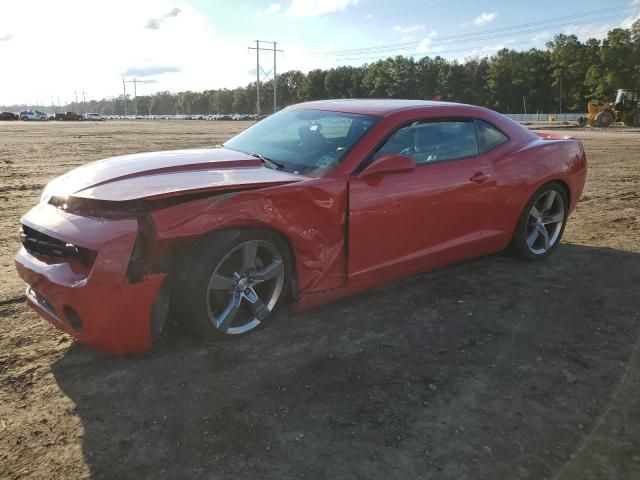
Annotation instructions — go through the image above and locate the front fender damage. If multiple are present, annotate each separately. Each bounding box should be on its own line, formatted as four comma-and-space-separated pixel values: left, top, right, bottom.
149, 178, 349, 297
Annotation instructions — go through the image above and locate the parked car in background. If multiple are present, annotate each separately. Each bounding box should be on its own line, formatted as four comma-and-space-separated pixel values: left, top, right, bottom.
15, 99, 588, 354
54, 112, 84, 121
84, 113, 105, 121
20, 110, 48, 121
0, 111, 19, 120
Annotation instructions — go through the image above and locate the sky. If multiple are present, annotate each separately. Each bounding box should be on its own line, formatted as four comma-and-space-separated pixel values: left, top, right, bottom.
0, 0, 638, 106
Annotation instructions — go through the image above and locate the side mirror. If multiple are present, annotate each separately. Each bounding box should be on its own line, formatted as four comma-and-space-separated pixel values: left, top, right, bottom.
357, 153, 416, 179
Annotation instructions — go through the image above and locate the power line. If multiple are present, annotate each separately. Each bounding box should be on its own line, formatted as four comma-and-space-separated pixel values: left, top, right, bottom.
320, 12, 631, 58
315, 5, 633, 56
311, 5, 633, 58
333, 25, 617, 61
329, 26, 616, 62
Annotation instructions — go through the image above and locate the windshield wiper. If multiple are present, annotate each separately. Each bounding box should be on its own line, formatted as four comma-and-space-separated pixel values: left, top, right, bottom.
250, 153, 285, 170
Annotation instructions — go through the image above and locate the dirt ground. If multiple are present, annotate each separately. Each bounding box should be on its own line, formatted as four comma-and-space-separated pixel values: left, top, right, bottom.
0, 121, 639, 479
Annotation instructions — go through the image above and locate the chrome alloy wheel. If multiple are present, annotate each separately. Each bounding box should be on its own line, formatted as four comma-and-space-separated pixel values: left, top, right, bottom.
526, 190, 566, 255
206, 240, 285, 334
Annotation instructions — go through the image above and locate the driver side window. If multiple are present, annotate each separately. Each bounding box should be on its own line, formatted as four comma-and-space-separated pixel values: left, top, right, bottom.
375, 119, 479, 164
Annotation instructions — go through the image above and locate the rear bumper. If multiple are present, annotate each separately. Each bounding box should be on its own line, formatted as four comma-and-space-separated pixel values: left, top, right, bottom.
14, 202, 166, 354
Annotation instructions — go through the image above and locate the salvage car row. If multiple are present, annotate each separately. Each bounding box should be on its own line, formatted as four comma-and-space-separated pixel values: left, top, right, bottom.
0, 112, 267, 121
0, 111, 105, 121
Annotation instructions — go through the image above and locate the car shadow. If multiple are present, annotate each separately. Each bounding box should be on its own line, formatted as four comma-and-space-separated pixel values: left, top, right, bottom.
51, 243, 640, 479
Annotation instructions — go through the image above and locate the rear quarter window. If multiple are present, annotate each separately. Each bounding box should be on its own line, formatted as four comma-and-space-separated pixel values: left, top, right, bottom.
475, 120, 509, 153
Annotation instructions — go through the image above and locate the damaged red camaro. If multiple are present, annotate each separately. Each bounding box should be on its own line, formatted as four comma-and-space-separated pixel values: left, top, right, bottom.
15, 100, 587, 353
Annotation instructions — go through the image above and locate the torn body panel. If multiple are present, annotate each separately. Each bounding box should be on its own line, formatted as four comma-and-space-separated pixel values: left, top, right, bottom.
15, 203, 166, 353
151, 176, 350, 295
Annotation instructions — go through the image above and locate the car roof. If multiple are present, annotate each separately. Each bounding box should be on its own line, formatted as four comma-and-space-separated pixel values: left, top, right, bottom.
288, 99, 474, 116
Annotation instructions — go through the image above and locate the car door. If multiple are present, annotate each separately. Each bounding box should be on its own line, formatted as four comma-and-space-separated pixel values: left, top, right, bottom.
347, 118, 497, 283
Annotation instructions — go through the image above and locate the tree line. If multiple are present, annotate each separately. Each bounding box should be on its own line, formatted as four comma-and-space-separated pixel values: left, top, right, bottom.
5, 20, 639, 115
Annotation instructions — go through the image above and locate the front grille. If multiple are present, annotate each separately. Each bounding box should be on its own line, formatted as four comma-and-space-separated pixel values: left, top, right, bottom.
19, 224, 96, 268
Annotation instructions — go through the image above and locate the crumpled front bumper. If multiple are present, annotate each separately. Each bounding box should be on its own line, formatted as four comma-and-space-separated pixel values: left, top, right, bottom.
14, 202, 166, 354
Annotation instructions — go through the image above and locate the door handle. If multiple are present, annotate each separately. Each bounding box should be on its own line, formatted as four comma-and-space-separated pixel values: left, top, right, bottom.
470, 172, 490, 184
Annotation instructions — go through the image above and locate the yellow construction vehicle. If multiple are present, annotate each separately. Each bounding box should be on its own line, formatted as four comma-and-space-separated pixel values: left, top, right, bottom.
578, 89, 640, 127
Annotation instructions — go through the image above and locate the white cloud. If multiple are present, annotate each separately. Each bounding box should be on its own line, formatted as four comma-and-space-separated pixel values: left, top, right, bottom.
417, 38, 433, 53
532, 31, 551, 44
287, 0, 358, 17
481, 43, 507, 52
256, 3, 282, 16
145, 7, 181, 29
622, 13, 640, 27
0, 1, 253, 105
394, 24, 425, 34
564, 23, 612, 41
474, 12, 497, 25
415, 30, 439, 53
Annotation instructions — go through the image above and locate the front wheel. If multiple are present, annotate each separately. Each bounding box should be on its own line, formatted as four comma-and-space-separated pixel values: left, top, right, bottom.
510, 183, 568, 261
173, 229, 292, 342
594, 111, 613, 128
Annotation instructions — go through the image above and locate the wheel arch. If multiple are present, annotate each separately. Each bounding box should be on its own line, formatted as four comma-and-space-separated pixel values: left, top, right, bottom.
550, 178, 571, 209
508, 178, 571, 241
168, 224, 300, 301
508, 179, 570, 260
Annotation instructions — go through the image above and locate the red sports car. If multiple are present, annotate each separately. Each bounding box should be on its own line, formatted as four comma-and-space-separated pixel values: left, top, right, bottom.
15, 100, 587, 353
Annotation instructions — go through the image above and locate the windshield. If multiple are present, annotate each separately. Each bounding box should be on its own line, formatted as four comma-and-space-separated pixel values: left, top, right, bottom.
223, 108, 379, 176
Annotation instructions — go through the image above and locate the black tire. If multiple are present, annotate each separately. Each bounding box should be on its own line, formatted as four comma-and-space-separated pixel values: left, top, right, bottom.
172, 228, 293, 343
510, 182, 569, 261
594, 111, 613, 128
633, 112, 640, 127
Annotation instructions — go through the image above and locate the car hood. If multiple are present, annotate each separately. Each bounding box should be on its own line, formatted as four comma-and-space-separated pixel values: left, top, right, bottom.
43, 147, 308, 202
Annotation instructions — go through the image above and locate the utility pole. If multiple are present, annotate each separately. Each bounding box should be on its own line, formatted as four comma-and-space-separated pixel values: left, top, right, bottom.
122, 77, 127, 116
248, 40, 283, 116
273, 42, 277, 114
73, 90, 87, 113
559, 74, 562, 115
255, 40, 260, 116
124, 78, 139, 115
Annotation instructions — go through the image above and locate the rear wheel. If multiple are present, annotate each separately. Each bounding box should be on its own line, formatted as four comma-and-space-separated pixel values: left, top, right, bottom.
594, 111, 613, 128
510, 183, 568, 261
173, 229, 292, 342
